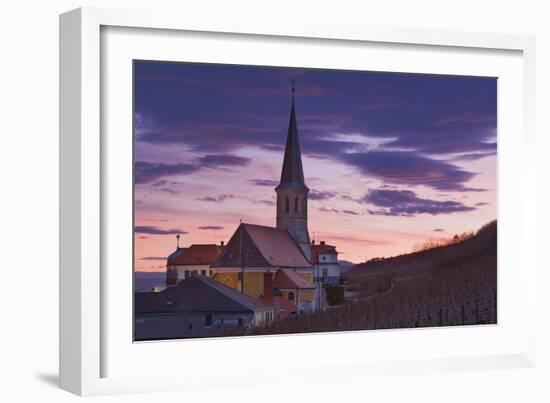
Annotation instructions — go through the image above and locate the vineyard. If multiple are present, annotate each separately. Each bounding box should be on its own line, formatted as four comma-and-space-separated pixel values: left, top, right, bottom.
251, 220, 497, 335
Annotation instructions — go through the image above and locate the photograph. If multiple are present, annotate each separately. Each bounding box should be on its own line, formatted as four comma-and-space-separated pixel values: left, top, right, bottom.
133, 61, 497, 341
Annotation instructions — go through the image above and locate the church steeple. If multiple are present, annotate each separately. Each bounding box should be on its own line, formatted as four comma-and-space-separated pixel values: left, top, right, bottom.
275, 81, 311, 260
278, 80, 307, 189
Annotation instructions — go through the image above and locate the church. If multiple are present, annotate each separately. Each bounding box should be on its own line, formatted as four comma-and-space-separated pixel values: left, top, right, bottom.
165, 84, 340, 313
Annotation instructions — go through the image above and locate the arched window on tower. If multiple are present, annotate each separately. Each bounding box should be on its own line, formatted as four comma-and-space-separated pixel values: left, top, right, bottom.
285, 197, 290, 213
294, 196, 299, 213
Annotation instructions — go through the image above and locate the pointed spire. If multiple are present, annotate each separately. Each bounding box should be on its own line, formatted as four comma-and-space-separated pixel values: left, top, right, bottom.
278, 80, 307, 189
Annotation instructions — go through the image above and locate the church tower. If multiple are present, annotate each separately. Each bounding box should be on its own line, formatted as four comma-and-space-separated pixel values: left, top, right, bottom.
275, 81, 311, 260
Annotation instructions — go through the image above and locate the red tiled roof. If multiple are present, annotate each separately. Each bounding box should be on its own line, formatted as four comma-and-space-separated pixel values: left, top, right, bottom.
211, 223, 312, 268
243, 224, 312, 268
310, 243, 338, 264
273, 268, 314, 289
171, 244, 221, 265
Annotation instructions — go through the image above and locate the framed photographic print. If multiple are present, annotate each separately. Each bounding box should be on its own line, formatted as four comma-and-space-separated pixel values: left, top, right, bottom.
60, 7, 537, 396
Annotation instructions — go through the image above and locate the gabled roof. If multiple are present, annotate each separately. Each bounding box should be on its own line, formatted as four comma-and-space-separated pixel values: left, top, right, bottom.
171, 244, 221, 265
135, 275, 268, 314
276, 97, 308, 191
273, 268, 315, 289
211, 223, 312, 268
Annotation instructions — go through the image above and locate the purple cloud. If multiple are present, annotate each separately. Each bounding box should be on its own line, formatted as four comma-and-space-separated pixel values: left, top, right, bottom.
198, 225, 224, 230
318, 206, 340, 213
363, 189, 476, 216
135, 226, 188, 235
198, 154, 251, 168
254, 199, 276, 206
341, 151, 480, 192
158, 188, 180, 195
452, 151, 497, 161
135, 161, 199, 184
250, 179, 279, 187
135, 154, 249, 184
197, 194, 236, 203
309, 190, 337, 201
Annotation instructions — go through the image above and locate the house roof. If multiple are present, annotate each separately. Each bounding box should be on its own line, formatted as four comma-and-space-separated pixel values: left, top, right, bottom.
166, 247, 187, 265
135, 275, 268, 314
171, 244, 222, 266
211, 223, 312, 268
273, 268, 315, 289
310, 242, 338, 264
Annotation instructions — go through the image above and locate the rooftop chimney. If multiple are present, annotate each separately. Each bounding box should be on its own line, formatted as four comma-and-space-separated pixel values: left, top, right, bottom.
263, 272, 273, 304
320, 241, 326, 246
220, 241, 225, 246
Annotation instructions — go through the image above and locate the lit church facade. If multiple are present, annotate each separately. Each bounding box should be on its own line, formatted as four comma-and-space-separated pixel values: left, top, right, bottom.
166, 85, 340, 313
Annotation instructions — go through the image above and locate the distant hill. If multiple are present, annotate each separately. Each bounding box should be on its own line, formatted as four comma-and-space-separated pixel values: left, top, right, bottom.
345, 220, 496, 288
338, 260, 355, 273
252, 220, 497, 336
134, 271, 165, 292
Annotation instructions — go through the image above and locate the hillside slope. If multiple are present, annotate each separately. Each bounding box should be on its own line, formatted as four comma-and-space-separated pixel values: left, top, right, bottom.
253, 221, 497, 335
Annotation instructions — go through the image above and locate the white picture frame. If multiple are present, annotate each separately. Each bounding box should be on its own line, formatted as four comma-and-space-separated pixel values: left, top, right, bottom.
59, 6, 537, 396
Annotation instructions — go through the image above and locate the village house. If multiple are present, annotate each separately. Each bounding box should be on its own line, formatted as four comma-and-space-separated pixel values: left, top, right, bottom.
135, 275, 274, 340
166, 243, 224, 285
311, 240, 340, 309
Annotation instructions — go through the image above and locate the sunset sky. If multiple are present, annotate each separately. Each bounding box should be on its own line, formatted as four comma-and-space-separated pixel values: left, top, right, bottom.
134, 61, 497, 272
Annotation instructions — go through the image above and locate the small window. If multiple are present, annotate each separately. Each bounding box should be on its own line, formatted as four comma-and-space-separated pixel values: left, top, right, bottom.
322, 256, 326, 261
238, 318, 243, 327
294, 196, 299, 213
209, 270, 213, 276
191, 270, 198, 276
322, 268, 328, 278
201, 270, 206, 276
184, 270, 190, 278
205, 313, 212, 327
188, 323, 193, 331
285, 197, 290, 213
288, 291, 295, 301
